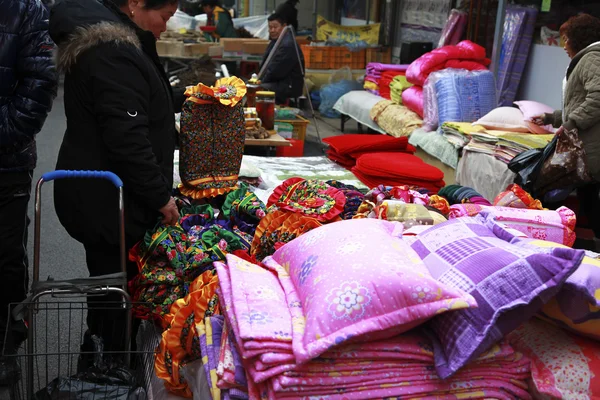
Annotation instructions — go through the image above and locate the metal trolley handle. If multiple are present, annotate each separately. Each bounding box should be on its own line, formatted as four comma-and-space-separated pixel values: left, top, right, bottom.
33, 170, 127, 285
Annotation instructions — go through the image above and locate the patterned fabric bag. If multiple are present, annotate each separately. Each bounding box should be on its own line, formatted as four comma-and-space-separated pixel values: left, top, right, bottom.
536, 127, 593, 195
179, 77, 246, 199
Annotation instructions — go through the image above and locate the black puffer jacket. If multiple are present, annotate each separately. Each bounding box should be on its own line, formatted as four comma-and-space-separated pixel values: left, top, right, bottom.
0, 0, 58, 172
50, 0, 180, 246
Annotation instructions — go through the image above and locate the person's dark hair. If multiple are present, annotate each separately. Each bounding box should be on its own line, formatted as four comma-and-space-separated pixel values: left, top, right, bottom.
560, 13, 600, 54
200, 0, 220, 7
268, 13, 286, 25
111, 0, 178, 9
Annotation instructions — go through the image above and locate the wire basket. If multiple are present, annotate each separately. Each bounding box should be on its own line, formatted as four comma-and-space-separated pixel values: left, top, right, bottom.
3, 300, 162, 400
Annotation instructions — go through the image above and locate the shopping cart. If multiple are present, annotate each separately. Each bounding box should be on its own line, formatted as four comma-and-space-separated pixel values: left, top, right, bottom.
3, 170, 161, 399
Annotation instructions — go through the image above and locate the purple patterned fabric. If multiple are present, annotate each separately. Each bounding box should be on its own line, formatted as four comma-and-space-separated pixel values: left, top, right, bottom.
497, 6, 538, 106
410, 217, 585, 378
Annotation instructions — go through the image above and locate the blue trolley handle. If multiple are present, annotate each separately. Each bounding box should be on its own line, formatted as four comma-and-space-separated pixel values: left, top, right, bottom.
33, 170, 127, 285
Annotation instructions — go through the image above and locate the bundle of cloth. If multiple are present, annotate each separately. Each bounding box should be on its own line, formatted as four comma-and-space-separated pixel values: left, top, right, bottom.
369, 100, 423, 138
422, 69, 497, 131
378, 70, 406, 100
323, 134, 416, 169
390, 74, 413, 105
364, 63, 409, 97
403, 41, 491, 118
352, 152, 446, 193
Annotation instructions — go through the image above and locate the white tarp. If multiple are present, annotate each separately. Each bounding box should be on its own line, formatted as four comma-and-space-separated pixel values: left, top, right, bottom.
233, 15, 269, 40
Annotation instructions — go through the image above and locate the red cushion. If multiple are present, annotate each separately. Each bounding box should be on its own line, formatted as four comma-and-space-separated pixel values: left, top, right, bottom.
348, 145, 416, 159
355, 152, 444, 182
351, 167, 444, 193
323, 135, 409, 156
326, 149, 355, 169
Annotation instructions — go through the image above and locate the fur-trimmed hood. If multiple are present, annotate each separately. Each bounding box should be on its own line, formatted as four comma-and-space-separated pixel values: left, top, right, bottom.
50, 0, 141, 71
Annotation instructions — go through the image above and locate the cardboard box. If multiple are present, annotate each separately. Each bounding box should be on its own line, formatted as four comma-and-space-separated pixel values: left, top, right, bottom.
242, 40, 269, 55
208, 45, 224, 57
219, 38, 266, 52
183, 42, 217, 57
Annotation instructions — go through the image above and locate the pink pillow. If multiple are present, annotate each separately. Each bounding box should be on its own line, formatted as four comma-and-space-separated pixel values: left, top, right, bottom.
264, 218, 477, 363
474, 107, 530, 133
514, 100, 556, 134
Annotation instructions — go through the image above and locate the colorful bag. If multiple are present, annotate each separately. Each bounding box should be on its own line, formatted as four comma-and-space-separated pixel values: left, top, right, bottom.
536, 127, 593, 195
179, 77, 246, 199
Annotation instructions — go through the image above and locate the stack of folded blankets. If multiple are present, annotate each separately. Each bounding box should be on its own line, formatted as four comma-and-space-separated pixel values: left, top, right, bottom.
352, 152, 446, 193
323, 134, 416, 170
378, 70, 406, 100
463, 130, 553, 164
213, 214, 551, 399
215, 211, 596, 399
364, 63, 409, 97
390, 74, 413, 105
403, 40, 491, 118
440, 122, 485, 148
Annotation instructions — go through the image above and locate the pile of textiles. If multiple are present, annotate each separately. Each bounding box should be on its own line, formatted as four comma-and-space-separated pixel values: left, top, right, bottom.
438, 184, 491, 206
440, 121, 485, 148
215, 216, 546, 399
378, 70, 406, 100
422, 69, 497, 131
438, 9, 468, 48
463, 130, 554, 163
323, 134, 416, 169
352, 152, 445, 193
364, 63, 409, 97
353, 184, 449, 228
389, 74, 413, 105
369, 100, 423, 138
129, 183, 266, 324
249, 177, 365, 261
403, 41, 491, 118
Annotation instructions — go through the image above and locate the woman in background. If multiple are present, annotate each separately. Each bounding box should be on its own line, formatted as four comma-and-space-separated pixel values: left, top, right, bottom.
201, 0, 237, 38
534, 13, 600, 249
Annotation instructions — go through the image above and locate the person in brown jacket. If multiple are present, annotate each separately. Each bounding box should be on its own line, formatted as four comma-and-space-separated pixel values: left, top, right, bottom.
533, 13, 600, 243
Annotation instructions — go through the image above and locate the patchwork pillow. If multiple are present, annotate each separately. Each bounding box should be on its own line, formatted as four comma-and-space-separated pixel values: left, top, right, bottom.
410, 217, 585, 378
509, 238, 600, 341
508, 319, 600, 399
473, 107, 530, 133
322, 134, 409, 156
514, 100, 556, 134
265, 218, 477, 363
478, 206, 577, 247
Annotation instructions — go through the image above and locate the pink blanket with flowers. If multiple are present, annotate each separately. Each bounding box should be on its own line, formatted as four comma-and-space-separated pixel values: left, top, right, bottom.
215, 254, 532, 399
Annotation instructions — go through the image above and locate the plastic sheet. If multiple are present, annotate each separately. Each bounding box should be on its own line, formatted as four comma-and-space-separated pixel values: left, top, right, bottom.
233, 15, 269, 40
319, 70, 361, 118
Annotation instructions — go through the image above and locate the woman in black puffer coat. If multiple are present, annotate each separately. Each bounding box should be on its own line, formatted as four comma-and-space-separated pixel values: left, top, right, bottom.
49, 0, 184, 350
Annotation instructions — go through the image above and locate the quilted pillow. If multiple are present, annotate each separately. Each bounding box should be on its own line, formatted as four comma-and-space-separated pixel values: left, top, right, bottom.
478, 206, 577, 247
473, 107, 530, 133
322, 134, 410, 156
509, 238, 600, 341
265, 218, 477, 363
508, 319, 600, 399
410, 217, 585, 378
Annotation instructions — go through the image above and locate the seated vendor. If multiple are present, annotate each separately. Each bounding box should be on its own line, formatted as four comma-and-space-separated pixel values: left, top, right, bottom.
260, 13, 305, 104
201, 0, 237, 38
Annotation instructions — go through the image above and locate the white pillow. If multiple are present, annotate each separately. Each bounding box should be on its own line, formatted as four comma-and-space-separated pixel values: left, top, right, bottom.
473, 107, 530, 133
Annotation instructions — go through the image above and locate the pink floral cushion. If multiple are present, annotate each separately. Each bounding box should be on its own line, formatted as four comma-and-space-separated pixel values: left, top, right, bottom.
265, 218, 477, 363
479, 206, 576, 247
